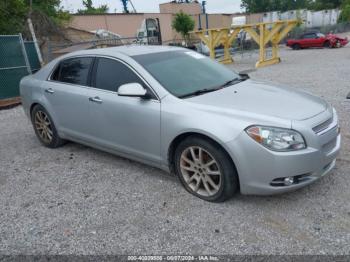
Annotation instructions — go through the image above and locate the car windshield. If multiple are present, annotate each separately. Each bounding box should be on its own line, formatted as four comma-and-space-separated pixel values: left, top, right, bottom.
132, 50, 240, 98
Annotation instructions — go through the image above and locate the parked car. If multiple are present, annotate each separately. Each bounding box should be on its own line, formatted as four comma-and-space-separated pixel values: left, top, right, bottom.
20, 46, 341, 202
287, 32, 349, 50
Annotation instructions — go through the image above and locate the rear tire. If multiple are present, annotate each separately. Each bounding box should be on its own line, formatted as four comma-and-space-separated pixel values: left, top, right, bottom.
292, 44, 301, 50
174, 136, 239, 202
31, 104, 66, 148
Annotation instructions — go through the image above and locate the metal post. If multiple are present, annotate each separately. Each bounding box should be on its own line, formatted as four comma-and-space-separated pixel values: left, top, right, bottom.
27, 18, 44, 66
47, 39, 52, 62
156, 18, 162, 45
198, 14, 202, 31
19, 33, 32, 74
201, 1, 206, 14
145, 18, 150, 45
205, 14, 209, 32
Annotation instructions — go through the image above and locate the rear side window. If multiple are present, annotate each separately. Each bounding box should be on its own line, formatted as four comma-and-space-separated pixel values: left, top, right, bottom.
94, 58, 145, 92
54, 57, 93, 86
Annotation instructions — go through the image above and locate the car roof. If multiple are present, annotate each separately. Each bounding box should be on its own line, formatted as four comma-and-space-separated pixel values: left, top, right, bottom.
64, 45, 185, 58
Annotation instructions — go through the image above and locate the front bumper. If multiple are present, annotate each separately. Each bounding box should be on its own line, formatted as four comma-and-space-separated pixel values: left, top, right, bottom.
225, 110, 341, 195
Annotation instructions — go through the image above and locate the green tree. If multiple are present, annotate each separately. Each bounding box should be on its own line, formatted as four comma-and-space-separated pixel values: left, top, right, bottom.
309, 0, 343, 10
172, 11, 195, 45
31, 0, 70, 24
339, 0, 350, 22
77, 0, 109, 14
240, 0, 270, 13
0, 0, 27, 34
0, 0, 70, 35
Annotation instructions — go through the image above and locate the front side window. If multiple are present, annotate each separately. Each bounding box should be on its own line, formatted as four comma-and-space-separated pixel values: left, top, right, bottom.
133, 51, 240, 98
94, 58, 145, 92
303, 34, 316, 39
57, 57, 93, 86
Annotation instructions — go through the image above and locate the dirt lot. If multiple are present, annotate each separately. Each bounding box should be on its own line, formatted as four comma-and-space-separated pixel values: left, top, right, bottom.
0, 43, 350, 255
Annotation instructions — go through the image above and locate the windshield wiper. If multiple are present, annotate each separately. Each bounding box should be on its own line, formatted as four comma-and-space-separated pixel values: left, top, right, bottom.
178, 76, 248, 99
220, 77, 246, 88
178, 88, 221, 99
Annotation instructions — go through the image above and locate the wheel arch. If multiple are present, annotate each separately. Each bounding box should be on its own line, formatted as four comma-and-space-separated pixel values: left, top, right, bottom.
30, 102, 40, 115
167, 132, 239, 181
29, 101, 62, 137
29, 98, 57, 124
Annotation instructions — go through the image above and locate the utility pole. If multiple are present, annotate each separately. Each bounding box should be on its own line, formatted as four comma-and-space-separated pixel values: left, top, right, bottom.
129, 0, 137, 13
121, 0, 136, 13
27, 0, 44, 66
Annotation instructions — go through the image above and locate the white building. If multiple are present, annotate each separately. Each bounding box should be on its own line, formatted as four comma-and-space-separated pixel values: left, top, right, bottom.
262, 9, 341, 28
306, 9, 340, 27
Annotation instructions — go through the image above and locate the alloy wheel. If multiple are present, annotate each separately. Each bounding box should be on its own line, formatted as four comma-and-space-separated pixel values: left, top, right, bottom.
34, 111, 53, 144
180, 146, 222, 197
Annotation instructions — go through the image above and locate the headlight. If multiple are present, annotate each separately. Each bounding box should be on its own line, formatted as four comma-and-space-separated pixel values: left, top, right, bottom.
246, 126, 306, 152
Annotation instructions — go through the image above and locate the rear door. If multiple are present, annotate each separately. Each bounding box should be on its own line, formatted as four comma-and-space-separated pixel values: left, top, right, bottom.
86, 57, 161, 164
44, 57, 93, 139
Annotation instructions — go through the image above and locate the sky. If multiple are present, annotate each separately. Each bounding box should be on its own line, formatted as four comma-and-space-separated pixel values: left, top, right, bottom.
61, 0, 243, 14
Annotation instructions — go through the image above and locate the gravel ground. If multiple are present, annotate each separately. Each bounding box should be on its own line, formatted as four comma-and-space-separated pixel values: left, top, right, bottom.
1, 43, 350, 256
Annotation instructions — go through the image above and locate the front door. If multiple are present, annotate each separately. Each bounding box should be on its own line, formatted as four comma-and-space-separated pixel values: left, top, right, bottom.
301, 33, 318, 48
86, 57, 161, 164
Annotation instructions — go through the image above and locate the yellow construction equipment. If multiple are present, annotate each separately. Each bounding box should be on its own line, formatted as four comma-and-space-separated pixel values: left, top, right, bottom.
192, 20, 298, 68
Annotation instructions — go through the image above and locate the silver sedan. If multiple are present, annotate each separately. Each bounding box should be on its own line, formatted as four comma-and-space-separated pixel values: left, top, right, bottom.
20, 46, 341, 202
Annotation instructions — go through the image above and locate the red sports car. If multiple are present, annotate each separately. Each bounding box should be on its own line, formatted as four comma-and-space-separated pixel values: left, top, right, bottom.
287, 32, 349, 50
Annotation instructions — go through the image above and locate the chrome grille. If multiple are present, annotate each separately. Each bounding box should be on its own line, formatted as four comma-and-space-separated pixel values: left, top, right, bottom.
312, 116, 333, 134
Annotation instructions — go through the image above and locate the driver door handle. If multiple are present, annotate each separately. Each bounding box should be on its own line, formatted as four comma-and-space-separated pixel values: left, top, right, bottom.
89, 96, 103, 104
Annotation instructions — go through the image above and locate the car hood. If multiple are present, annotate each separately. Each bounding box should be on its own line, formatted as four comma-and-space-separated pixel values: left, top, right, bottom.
327, 34, 348, 40
186, 79, 328, 121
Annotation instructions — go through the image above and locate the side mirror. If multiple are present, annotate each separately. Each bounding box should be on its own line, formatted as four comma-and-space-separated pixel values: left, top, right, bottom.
347, 92, 350, 99
118, 83, 147, 98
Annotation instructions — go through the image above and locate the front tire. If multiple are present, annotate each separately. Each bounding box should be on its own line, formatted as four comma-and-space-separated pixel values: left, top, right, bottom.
31, 104, 65, 148
323, 41, 331, 48
174, 136, 239, 202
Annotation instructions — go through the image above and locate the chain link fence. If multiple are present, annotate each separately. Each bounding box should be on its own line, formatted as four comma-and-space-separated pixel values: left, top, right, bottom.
0, 34, 41, 106
288, 22, 350, 39
0, 35, 31, 101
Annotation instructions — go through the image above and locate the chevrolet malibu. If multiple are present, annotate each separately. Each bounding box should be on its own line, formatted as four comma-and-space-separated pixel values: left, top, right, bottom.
20, 46, 341, 202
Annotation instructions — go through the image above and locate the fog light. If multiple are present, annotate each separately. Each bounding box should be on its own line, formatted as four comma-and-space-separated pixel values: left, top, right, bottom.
284, 177, 294, 186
